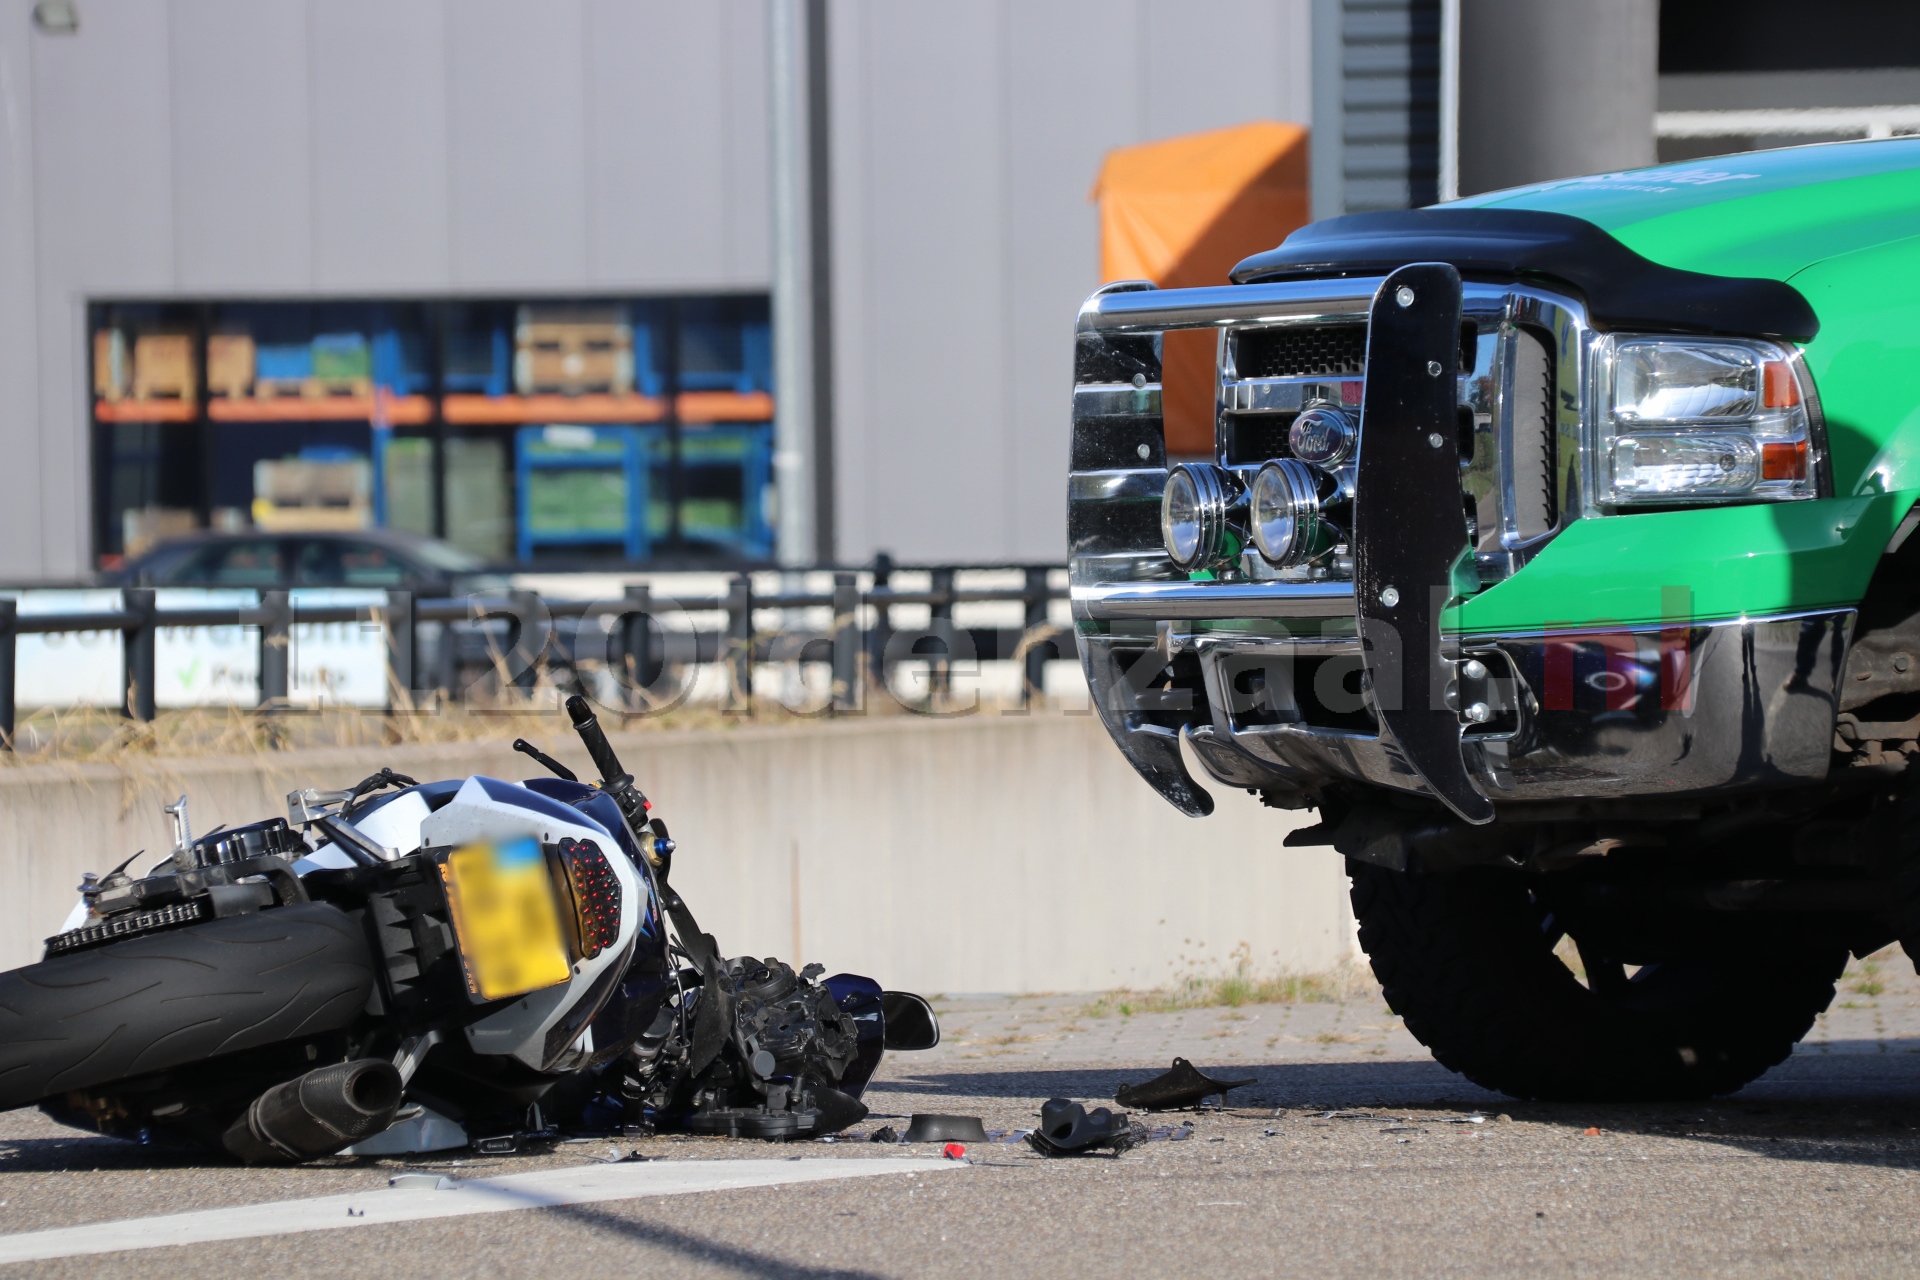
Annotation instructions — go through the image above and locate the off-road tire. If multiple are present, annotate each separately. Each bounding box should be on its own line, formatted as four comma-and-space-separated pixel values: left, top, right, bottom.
0, 902, 375, 1110
1349, 860, 1847, 1101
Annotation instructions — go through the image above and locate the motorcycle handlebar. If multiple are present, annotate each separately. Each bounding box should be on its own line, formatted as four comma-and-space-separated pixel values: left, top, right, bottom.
565, 695, 651, 825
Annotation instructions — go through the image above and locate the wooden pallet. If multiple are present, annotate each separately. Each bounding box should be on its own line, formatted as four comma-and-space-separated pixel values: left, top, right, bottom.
93, 330, 130, 401
515, 307, 634, 396
252, 457, 372, 532
252, 375, 375, 400
131, 334, 196, 402
207, 334, 255, 399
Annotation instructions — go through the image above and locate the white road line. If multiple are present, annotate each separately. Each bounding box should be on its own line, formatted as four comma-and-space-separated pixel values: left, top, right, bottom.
0, 1157, 960, 1265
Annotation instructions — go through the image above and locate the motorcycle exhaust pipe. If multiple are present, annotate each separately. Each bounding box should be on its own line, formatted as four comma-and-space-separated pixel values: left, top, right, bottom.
222, 1058, 404, 1165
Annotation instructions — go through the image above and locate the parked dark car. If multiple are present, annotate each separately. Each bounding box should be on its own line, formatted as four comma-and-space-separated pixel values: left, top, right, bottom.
105, 530, 535, 694
104, 529, 508, 596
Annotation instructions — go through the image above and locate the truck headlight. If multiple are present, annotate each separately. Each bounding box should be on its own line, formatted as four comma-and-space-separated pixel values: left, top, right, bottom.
1161, 463, 1241, 571
1250, 458, 1331, 566
1600, 336, 1816, 505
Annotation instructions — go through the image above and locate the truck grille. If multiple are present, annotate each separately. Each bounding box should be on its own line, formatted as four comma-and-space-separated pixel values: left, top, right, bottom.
1234, 325, 1366, 378
1508, 328, 1557, 542
1067, 276, 1577, 599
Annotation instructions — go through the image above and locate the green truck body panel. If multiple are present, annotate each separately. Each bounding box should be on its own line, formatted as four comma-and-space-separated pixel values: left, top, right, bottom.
1452, 138, 1920, 285
1448, 139, 1920, 629
1450, 492, 1908, 635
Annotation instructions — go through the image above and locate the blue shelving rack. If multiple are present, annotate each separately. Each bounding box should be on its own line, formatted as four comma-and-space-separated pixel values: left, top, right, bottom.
644, 422, 774, 560
514, 425, 649, 562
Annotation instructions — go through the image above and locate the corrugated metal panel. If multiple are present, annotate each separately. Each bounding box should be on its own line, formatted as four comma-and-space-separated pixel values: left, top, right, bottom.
586, 0, 769, 289
10, 0, 1325, 574
829, 0, 1317, 562
833, 1, 1008, 560
1143, 0, 1313, 139
171, 0, 313, 291
1341, 0, 1440, 211
310, 0, 452, 291
446, 0, 590, 289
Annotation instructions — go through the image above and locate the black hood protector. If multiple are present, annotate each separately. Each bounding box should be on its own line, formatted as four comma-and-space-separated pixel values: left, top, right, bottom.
1231, 207, 1819, 342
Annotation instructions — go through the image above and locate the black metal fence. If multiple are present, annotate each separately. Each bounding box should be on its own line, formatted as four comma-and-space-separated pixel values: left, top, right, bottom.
0, 565, 1077, 747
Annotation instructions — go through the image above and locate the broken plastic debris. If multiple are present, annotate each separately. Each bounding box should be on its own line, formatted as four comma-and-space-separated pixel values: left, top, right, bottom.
1583, 1126, 1601, 1136
1025, 1098, 1137, 1157
903, 1115, 990, 1144
869, 1126, 901, 1144
591, 1148, 649, 1164
1438, 1116, 1486, 1125
1114, 1058, 1258, 1111
388, 1174, 460, 1190
942, 1143, 967, 1160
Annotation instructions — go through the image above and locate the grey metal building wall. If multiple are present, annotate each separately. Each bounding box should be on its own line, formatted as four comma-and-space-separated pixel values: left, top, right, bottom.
0, 0, 772, 582
0, 0, 1314, 578
826, 0, 1312, 563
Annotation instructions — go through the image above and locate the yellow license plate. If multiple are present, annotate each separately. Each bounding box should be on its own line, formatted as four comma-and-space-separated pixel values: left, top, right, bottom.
438, 837, 573, 1000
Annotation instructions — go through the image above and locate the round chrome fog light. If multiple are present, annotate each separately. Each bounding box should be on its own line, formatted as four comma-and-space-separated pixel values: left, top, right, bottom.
1250, 458, 1326, 566
1161, 463, 1237, 571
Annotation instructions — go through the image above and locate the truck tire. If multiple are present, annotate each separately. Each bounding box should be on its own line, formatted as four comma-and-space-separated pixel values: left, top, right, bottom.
0, 902, 375, 1111
1349, 860, 1846, 1101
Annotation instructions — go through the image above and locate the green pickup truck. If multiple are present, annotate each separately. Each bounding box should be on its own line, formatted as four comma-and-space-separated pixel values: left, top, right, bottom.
1068, 138, 1920, 1101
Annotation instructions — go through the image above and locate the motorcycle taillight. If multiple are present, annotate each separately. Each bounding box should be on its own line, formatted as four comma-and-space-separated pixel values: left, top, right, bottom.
556, 838, 623, 960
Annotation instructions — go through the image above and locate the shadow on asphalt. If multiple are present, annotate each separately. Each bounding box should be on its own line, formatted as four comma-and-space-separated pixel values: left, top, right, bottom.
0, 1128, 220, 1173
539, 1201, 890, 1280
873, 1039, 1920, 1171
8, 1039, 1920, 1178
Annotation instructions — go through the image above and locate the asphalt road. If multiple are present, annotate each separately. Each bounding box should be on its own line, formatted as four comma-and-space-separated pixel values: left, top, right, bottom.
5, 951, 1920, 1279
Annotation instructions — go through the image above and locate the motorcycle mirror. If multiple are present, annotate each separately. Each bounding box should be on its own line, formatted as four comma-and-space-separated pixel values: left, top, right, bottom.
880, 991, 940, 1051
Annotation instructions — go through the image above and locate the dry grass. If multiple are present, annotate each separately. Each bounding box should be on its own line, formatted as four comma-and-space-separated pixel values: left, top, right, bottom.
1080, 944, 1378, 1018
0, 686, 988, 767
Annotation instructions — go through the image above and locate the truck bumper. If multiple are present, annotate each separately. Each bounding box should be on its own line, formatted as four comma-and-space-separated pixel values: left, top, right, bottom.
1079, 607, 1854, 816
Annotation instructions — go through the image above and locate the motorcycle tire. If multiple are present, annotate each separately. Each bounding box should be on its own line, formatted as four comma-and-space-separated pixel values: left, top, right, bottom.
1349, 859, 1847, 1101
0, 902, 375, 1111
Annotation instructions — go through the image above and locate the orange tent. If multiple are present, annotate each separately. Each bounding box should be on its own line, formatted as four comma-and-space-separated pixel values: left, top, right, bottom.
1092, 121, 1310, 456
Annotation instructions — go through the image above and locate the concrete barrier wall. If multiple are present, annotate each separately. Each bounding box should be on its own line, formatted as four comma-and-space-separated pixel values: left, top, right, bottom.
0, 715, 1355, 992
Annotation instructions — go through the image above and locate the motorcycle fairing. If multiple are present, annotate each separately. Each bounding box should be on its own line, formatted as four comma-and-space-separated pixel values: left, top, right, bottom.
294, 788, 434, 872
824, 972, 886, 1098
422, 776, 645, 1071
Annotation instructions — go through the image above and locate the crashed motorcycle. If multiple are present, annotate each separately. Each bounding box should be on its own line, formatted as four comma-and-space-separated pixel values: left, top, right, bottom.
0, 697, 938, 1162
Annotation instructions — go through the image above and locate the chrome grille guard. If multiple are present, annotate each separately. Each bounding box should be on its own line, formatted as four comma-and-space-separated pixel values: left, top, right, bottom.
1065, 271, 1595, 824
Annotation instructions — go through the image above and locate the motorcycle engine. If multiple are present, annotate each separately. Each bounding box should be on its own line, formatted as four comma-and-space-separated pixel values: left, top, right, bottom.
625, 956, 871, 1140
